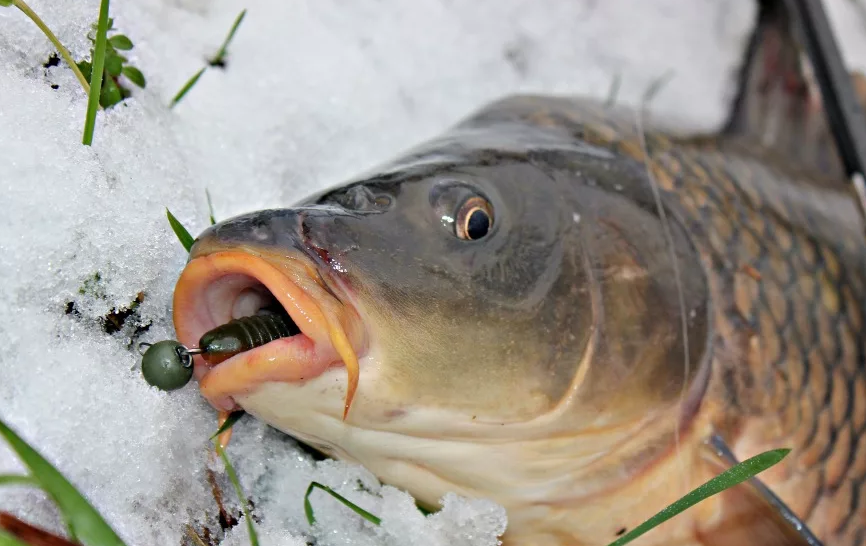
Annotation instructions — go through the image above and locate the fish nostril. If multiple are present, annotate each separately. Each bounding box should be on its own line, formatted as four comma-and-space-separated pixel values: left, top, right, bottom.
327, 185, 392, 212
346, 186, 374, 210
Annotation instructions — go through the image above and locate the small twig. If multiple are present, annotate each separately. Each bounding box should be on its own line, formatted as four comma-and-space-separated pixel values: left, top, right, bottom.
0, 512, 81, 546
184, 525, 209, 546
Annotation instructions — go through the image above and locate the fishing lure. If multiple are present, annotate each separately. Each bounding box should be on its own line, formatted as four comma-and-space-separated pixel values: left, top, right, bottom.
140, 309, 299, 391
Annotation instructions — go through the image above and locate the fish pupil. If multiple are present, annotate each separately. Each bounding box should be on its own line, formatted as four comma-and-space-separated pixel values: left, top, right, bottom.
466, 209, 490, 239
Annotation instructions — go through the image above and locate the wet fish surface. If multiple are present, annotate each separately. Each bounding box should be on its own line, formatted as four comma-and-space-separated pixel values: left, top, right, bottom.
171, 3, 866, 545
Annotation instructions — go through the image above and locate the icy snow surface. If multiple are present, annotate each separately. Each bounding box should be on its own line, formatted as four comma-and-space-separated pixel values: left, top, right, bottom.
0, 0, 863, 544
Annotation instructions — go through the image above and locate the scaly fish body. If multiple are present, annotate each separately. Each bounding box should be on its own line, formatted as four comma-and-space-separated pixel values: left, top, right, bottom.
171, 5, 866, 545
501, 95, 866, 545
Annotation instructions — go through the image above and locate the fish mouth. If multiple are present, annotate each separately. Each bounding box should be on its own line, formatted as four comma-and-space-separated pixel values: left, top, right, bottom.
172, 249, 366, 419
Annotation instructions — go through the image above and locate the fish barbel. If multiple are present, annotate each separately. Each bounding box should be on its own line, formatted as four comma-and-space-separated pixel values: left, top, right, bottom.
172, 3, 866, 545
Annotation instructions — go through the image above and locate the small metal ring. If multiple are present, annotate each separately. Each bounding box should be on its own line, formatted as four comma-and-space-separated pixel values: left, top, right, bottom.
174, 346, 195, 369
137, 342, 152, 356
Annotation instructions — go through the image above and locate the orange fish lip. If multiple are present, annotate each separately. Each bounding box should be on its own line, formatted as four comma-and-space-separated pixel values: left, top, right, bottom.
172, 250, 364, 419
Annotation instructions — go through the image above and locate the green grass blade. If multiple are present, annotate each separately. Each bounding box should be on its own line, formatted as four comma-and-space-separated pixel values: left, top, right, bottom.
304, 481, 382, 527
165, 208, 195, 253
214, 444, 259, 546
605, 448, 791, 546
82, 0, 111, 146
0, 530, 29, 546
209, 410, 244, 440
0, 417, 126, 546
211, 9, 247, 65
0, 475, 37, 488
170, 66, 206, 108
205, 189, 216, 225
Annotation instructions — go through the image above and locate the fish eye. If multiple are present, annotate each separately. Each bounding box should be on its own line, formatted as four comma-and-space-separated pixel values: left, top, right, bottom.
455, 197, 494, 240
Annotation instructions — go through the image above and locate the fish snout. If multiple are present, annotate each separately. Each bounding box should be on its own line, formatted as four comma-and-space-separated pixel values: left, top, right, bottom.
174, 206, 368, 418
191, 208, 303, 257
189, 205, 365, 265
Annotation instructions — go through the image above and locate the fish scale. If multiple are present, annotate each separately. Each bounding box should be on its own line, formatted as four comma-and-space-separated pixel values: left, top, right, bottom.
588, 102, 866, 544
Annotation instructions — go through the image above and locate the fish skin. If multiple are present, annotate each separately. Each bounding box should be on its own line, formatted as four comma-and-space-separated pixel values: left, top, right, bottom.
174, 8, 866, 546
499, 93, 866, 544
180, 91, 862, 545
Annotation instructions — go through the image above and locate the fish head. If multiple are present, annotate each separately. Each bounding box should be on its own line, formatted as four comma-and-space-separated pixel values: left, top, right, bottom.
173, 113, 711, 542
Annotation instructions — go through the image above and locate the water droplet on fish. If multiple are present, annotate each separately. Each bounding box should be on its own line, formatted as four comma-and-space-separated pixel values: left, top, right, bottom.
614, 184, 623, 191
572, 213, 581, 224
252, 225, 270, 241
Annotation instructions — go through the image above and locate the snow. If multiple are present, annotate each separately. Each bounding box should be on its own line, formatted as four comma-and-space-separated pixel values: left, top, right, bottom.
0, 0, 859, 544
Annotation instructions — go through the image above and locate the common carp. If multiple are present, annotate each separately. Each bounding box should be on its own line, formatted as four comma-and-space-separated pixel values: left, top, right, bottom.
171, 3, 866, 545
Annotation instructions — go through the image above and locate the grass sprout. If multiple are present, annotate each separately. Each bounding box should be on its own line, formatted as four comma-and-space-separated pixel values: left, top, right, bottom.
606, 448, 790, 546
169, 199, 256, 546
215, 443, 259, 546
166, 208, 195, 252
210, 410, 245, 440
0, 382, 791, 546
0, 475, 37, 488
211, 9, 247, 67
2, 0, 145, 147
170, 67, 206, 108
81, 0, 111, 146
171, 9, 247, 107
206, 189, 217, 226
0, 416, 127, 546
0, 0, 90, 94
302, 448, 791, 545
77, 18, 146, 110
304, 482, 382, 526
